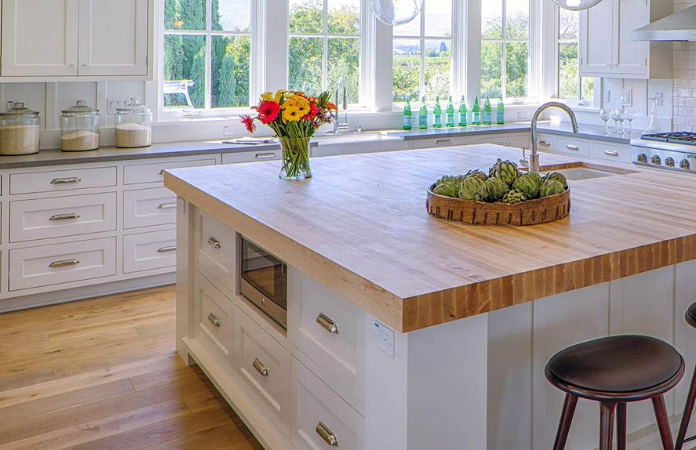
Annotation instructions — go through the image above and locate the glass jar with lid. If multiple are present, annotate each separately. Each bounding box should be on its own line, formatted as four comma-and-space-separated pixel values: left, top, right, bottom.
60, 100, 100, 152
0, 102, 41, 156
114, 98, 152, 148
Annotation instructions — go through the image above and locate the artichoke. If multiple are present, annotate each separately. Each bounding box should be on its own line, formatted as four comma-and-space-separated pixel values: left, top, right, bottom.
458, 176, 488, 202
540, 179, 566, 198
526, 172, 543, 188
433, 181, 459, 198
513, 173, 541, 199
436, 175, 460, 186
502, 189, 527, 204
465, 169, 488, 182
543, 172, 568, 189
485, 177, 509, 202
489, 158, 520, 186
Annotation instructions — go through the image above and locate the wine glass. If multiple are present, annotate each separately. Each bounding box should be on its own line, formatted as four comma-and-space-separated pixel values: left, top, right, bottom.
610, 109, 622, 135
599, 109, 611, 135
624, 111, 636, 136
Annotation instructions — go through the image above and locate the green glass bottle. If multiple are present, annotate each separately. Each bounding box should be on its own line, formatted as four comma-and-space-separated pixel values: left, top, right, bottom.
402, 99, 412, 130
472, 95, 481, 126
433, 96, 443, 128
496, 99, 505, 125
483, 95, 493, 125
446, 96, 455, 128
418, 96, 428, 130
459, 96, 468, 127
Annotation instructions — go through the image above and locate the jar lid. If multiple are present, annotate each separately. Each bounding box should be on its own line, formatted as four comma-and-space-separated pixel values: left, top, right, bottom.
115, 98, 151, 115
62, 100, 99, 116
0, 102, 39, 118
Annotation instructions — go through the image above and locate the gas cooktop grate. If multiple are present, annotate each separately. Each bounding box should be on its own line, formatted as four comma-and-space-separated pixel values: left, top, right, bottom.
641, 132, 696, 145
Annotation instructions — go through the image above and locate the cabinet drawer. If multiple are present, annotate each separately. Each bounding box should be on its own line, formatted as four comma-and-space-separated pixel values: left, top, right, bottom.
410, 136, 474, 149
222, 150, 281, 164
10, 167, 116, 195
124, 188, 177, 229
196, 211, 236, 293
292, 357, 364, 450
193, 271, 234, 370
591, 142, 631, 163
475, 134, 529, 149
9, 237, 116, 291
555, 137, 591, 157
10, 193, 117, 243
289, 271, 364, 402
536, 135, 556, 153
123, 158, 217, 185
235, 306, 291, 437
123, 229, 177, 274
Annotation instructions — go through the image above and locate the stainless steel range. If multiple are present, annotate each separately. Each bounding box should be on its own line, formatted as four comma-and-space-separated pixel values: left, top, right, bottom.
631, 132, 696, 173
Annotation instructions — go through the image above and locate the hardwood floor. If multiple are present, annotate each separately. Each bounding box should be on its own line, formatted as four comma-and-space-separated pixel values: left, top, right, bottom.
0, 286, 264, 450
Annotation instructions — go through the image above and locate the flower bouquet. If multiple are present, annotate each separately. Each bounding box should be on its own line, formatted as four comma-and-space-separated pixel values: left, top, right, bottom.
241, 90, 337, 180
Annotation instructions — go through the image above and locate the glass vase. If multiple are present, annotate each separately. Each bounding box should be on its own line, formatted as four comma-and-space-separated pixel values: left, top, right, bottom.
279, 136, 312, 180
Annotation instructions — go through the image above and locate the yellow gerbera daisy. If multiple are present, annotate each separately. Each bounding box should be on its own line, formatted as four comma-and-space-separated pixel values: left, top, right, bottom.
282, 106, 302, 122
260, 92, 274, 102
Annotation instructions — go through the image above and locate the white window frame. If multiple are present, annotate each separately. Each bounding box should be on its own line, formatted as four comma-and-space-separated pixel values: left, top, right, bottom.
157, 0, 262, 120
391, 0, 459, 104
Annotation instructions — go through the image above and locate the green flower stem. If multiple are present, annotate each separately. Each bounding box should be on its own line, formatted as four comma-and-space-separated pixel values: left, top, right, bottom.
279, 137, 312, 180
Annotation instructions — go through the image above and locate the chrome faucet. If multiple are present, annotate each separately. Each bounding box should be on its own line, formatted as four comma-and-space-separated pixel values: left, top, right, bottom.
333, 78, 349, 134
528, 102, 579, 173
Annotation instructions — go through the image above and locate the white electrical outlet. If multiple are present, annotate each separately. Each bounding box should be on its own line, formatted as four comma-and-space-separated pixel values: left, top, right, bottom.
620, 89, 632, 106
223, 125, 236, 136
373, 321, 395, 357
603, 90, 611, 103
107, 97, 130, 115
655, 92, 664, 107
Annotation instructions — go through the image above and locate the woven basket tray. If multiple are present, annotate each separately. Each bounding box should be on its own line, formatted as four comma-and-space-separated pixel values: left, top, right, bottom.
426, 184, 571, 226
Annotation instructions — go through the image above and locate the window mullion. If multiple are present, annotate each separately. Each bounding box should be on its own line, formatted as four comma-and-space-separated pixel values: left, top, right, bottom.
204, 0, 212, 110
501, 0, 507, 100
420, 4, 426, 101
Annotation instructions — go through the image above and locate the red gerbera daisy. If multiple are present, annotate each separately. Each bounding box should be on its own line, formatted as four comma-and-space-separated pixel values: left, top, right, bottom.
258, 101, 280, 124
303, 103, 319, 121
241, 115, 256, 133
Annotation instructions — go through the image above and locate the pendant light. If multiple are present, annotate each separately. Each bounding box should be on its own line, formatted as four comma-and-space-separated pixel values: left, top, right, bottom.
370, 0, 423, 26
550, 0, 603, 11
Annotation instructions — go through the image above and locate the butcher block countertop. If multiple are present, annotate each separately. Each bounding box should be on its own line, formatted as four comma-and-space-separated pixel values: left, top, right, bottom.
165, 145, 696, 332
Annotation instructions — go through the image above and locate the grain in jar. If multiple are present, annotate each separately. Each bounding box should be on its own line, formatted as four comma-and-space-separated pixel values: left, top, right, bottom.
60, 101, 100, 151
114, 98, 152, 148
0, 102, 41, 156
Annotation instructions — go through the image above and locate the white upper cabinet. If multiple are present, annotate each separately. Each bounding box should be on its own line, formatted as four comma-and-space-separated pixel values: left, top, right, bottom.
1, 0, 152, 80
580, 0, 673, 79
1, 0, 79, 76
78, 0, 149, 76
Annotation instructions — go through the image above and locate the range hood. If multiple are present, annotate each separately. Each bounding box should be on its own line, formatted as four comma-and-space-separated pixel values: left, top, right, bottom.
632, 5, 696, 41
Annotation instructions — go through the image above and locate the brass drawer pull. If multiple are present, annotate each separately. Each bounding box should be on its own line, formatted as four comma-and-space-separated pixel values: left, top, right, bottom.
157, 245, 177, 253
49, 213, 80, 221
157, 202, 177, 210
497, 141, 512, 146
158, 169, 166, 175
604, 150, 620, 157
316, 422, 338, 447
252, 358, 269, 377
317, 313, 338, 334
49, 259, 80, 268
207, 312, 220, 328
539, 140, 551, 146
207, 236, 221, 249
566, 144, 580, 151
50, 177, 81, 185
255, 152, 276, 159
435, 139, 452, 145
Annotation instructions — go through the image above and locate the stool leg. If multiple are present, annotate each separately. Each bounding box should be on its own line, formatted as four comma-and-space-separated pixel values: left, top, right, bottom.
553, 394, 578, 450
652, 395, 675, 450
676, 367, 696, 450
600, 402, 616, 450
617, 403, 627, 450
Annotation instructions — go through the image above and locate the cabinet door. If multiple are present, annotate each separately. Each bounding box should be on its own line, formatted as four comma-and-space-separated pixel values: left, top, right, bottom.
1, 0, 79, 76
612, 0, 649, 76
578, 0, 613, 77
78, 0, 149, 76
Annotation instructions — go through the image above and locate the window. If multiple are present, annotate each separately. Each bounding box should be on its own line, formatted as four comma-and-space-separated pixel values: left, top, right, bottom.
288, 0, 362, 105
557, 8, 594, 104
481, 0, 530, 101
392, 0, 453, 103
163, 0, 252, 111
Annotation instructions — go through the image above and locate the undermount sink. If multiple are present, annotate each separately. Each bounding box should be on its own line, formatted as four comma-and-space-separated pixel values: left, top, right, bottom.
546, 167, 618, 181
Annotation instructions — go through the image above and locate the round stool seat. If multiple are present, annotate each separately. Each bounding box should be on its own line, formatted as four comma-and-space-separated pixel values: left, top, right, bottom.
686, 303, 696, 328
547, 335, 683, 395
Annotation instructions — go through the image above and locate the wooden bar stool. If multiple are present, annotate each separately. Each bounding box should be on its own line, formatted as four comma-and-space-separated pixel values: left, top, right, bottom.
676, 303, 696, 450
546, 335, 685, 450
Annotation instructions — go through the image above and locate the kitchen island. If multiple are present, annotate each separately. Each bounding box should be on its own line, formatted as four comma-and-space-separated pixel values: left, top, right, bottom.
165, 145, 696, 450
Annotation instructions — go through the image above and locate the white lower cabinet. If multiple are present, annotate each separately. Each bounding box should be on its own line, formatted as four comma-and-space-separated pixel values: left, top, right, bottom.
193, 271, 234, 371
590, 141, 632, 163
223, 149, 282, 164
291, 357, 364, 450
235, 305, 291, 437
555, 136, 592, 157
10, 192, 117, 243
409, 135, 475, 150
123, 229, 176, 273
195, 211, 237, 294
124, 187, 177, 229
9, 237, 117, 291
475, 133, 530, 149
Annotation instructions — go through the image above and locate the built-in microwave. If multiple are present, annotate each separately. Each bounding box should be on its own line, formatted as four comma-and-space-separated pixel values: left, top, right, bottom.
239, 236, 287, 328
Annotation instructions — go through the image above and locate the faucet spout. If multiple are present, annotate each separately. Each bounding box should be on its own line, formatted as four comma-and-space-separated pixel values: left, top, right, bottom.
529, 102, 579, 173
333, 78, 349, 135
